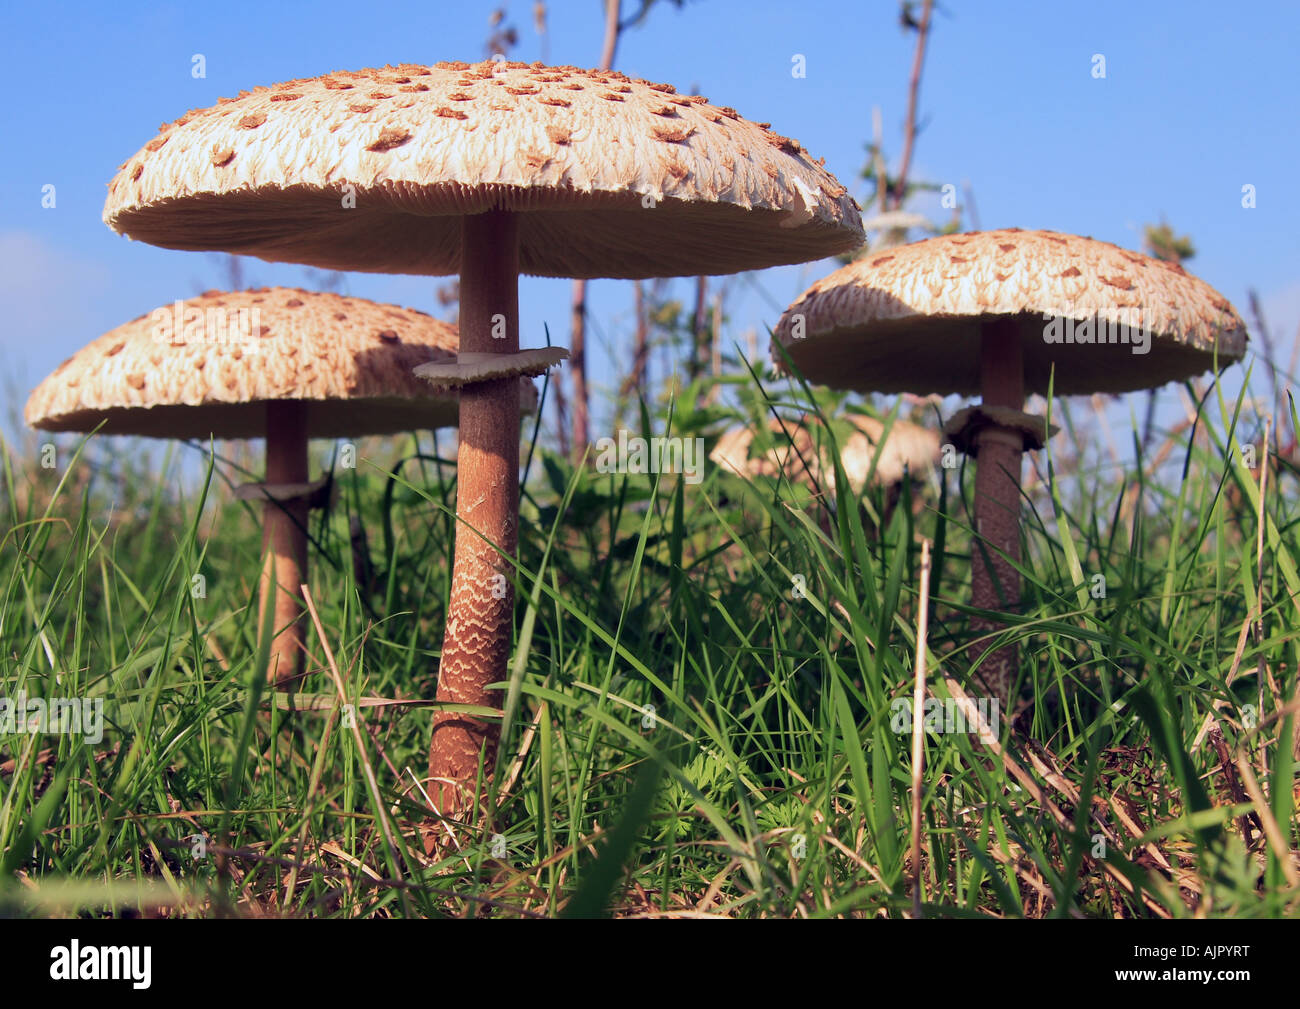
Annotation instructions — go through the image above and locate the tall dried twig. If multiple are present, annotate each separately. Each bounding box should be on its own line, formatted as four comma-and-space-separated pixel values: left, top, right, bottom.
568, 0, 622, 461
909, 539, 933, 918
890, 0, 933, 211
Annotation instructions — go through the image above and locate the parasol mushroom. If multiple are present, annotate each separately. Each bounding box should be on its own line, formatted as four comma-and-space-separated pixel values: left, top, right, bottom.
25, 287, 535, 686
711, 412, 939, 499
99, 60, 863, 818
772, 229, 1248, 704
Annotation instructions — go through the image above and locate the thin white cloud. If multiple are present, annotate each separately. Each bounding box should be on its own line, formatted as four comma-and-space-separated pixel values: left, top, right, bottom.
0, 231, 113, 432
0, 231, 112, 346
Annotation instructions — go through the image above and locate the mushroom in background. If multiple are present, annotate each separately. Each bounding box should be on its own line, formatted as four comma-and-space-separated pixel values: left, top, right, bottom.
773, 229, 1247, 706
25, 287, 536, 687
711, 412, 939, 526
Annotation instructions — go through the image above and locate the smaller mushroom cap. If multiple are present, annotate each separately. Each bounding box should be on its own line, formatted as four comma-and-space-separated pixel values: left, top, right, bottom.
25, 288, 537, 439
711, 413, 938, 494
772, 229, 1248, 396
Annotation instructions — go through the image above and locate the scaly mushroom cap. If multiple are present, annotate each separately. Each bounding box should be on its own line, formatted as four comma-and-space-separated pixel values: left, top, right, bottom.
711, 414, 938, 494
103, 61, 863, 279
772, 229, 1248, 396
25, 287, 537, 439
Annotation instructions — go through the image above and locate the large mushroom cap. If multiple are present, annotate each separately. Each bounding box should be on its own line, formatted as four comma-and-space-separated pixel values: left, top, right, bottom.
711, 413, 938, 494
25, 287, 536, 439
772, 229, 1248, 396
103, 61, 863, 279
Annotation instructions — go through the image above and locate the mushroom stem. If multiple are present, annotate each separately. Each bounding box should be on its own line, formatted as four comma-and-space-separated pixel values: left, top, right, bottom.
261, 400, 309, 687
971, 317, 1024, 705
428, 209, 521, 820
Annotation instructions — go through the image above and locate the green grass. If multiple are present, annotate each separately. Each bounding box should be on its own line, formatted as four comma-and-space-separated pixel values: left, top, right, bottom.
1, 365, 1296, 918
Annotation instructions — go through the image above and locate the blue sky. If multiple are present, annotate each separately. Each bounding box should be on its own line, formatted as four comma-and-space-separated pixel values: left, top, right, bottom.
2, 0, 1296, 450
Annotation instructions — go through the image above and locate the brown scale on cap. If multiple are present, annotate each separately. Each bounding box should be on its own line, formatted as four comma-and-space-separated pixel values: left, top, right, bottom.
519, 147, 549, 170
766, 133, 801, 154
651, 124, 694, 143
367, 126, 412, 150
